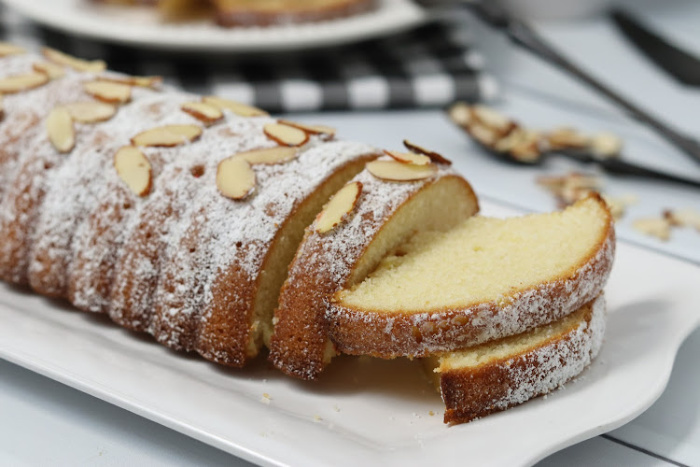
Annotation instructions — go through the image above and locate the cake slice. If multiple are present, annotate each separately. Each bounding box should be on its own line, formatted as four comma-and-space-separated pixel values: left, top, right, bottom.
329, 195, 614, 358
269, 154, 480, 380
428, 294, 605, 424
148, 139, 376, 366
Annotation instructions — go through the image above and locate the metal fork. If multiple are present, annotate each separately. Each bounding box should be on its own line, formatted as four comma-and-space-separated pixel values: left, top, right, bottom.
419, 0, 700, 166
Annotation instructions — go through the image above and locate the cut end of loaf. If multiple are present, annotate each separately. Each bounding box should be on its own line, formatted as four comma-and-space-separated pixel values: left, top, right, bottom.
337, 195, 612, 314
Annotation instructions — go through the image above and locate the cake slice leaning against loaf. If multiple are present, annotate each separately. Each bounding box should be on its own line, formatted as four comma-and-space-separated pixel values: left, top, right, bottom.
269, 154, 480, 380
427, 294, 606, 425
329, 194, 614, 359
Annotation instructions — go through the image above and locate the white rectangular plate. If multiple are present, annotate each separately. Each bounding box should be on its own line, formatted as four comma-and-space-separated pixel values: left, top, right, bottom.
1, 200, 700, 467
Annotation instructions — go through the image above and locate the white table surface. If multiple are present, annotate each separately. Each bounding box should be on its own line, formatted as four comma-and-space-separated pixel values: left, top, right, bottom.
2, 0, 700, 465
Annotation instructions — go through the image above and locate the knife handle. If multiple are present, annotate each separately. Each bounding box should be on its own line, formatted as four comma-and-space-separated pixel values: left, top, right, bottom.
467, 2, 700, 166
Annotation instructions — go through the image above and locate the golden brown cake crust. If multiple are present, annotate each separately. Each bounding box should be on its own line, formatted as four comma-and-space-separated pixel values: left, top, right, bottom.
439, 295, 606, 424
328, 194, 615, 359
213, 0, 377, 27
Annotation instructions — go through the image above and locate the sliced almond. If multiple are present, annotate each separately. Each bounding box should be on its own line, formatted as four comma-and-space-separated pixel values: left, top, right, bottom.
501, 129, 543, 163
0, 42, 26, 57
448, 102, 473, 127
33, 61, 66, 80
131, 124, 203, 147
42, 48, 106, 73
547, 127, 589, 151
403, 140, 452, 165
98, 75, 162, 88
469, 123, 499, 147
47, 107, 75, 153
263, 123, 309, 147
664, 207, 700, 231
237, 147, 298, 165
590, 132, 623, 159
0, 72, 49, 94
84, 81, 132, 104
471, 106, 515, 135
216, 156, 256, 200
62, 101, 117, 123
181, 101, 224, 125
202, 96, 268, 118
633, 217, 671, 241
114, 146, 152, 197
278, 120, 336, 138
384, 149, 431, 166
315, 181, 362, 234
367, 160, 437, 182
602, 194, 637, 221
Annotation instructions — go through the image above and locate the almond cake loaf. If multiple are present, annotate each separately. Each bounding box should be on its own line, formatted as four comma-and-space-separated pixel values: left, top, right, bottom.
0, 44, 615, 425
0, 44, 377, 368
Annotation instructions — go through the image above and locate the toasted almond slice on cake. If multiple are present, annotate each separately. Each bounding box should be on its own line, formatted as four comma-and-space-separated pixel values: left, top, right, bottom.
384, 149, 431, 166
47, 107, 75, 153
367, 160, 437, 182
315, 181, 362, 234
131, 124, 203, 147
84, 81, 132, 104
62, 101, 117, 123
237, 147, 298, 165
0, 42, 26, 57
42, 48, 106, 73
114, 146, 152, 197
264, 123, 309, 147
403, 140, 452, 165
202, 96, 268, 117
98, 75, 162, 88
217, 156, 256, 200
0, 72, 49, 94
181, 101, 224, 125
278, 120, 336, 138
33, 61, 66, 80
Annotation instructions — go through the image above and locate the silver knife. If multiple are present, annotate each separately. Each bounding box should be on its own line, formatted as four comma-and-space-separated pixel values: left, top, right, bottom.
611, 8, 700, 87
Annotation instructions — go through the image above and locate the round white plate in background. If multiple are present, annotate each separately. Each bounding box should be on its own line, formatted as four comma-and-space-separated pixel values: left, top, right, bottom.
1, 0, 429, 52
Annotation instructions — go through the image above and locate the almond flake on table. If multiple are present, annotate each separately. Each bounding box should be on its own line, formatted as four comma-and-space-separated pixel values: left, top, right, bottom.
633, 217, 672, 241
664, 207, 700, 232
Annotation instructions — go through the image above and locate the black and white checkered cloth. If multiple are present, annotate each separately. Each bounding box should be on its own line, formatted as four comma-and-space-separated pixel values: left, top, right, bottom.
0, 4, 496, 113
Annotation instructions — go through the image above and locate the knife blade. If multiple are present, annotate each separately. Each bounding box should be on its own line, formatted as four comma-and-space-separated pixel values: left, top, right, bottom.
611, 8, 700, 87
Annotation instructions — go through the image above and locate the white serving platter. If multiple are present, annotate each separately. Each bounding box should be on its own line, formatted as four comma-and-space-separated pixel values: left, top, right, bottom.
1, 199, 699, 466
1, 0, 428, 52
